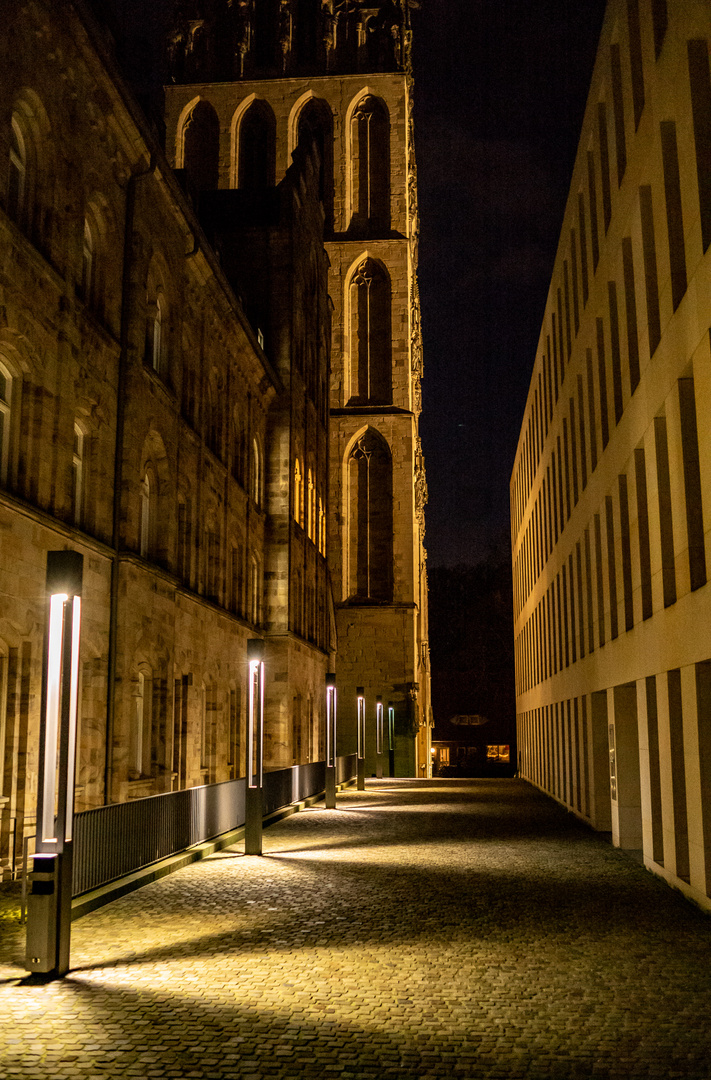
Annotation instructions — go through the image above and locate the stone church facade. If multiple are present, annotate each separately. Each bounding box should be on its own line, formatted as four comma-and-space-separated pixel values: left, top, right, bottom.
164, 0, 432, 775
0, 0, 429, 877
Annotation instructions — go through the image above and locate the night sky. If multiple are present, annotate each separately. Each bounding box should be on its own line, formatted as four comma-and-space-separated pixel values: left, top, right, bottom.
107, 0, 608, 569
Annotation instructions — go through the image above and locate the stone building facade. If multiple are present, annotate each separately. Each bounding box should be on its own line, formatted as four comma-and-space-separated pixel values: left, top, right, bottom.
164, 0, 432, 776
0, 0, 333, 878
512, 0, 711, 912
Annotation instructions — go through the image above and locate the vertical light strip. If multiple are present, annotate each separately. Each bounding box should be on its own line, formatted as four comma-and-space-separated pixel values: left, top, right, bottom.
43, 593, 67, 843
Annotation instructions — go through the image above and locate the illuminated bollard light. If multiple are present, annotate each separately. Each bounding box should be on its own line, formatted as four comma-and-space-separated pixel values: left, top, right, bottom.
388, 701, 395, 778
356, 686, 366, 791
375, 695, 384, 779
26, 550, 83, 978
325, 673, 337, 809
245, 638, 264, 855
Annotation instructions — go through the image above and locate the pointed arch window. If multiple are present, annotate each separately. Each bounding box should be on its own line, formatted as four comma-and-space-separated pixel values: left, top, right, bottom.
350, 96, 390, 234
71, 423, 84, 526
347, 430, 393, 602
349, 258, 392, 405
307, 467, 316, 540
183, 100, 220, 192
294, 458, 303, 525
297, 98, 334, 231
251, 438, 262, 506
238, 101, 276, 190
140, 471, 153, 558
0, 361, 12, 486
8, 117, 26, 222
81, 218, 94, 302
130, 669, 153, 780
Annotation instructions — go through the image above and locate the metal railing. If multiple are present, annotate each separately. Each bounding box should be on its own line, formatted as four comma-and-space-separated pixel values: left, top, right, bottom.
71, 753, 357, 898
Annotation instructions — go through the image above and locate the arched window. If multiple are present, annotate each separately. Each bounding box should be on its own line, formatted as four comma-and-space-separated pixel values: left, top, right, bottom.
349, 257, 392, 404
307, 467, 316, 540
81, 218, 94, 302
318, 494, 326, 556
140, 471, 152, 558
8, 117, 26, 222
145, 259, 169, 380
151, 294, 163, 372
347, 429, 393, 601
350, 95, 390, 234
238, 101, 276, 189
294, 458, 303, 525
297, 97, 334, 231
71, 422, 84, 526
183, 100, 220, 192
177, 497, 192, 583
250, 437, 261, 506
0, 361, 12, 486
130, 669, 152, 780
250, 553, 261, 625
205, 378, 223, 457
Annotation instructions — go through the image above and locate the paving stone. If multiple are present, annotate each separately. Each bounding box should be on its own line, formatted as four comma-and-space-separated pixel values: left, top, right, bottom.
1, 779, 710, 1078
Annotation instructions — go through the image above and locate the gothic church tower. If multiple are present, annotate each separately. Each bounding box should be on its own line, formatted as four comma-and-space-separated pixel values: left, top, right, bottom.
164, 0, 430, 775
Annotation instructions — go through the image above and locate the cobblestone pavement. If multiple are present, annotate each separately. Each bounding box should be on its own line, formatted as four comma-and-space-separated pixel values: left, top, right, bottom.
1, 778, 711, 1079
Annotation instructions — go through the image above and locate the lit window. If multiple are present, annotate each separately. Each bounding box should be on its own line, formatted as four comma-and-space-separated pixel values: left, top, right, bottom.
8, 118, 25, 222
71, 423, 84, 526
294, 458, 303, 524
0, 362, 12, 485
307, 468, 315, 540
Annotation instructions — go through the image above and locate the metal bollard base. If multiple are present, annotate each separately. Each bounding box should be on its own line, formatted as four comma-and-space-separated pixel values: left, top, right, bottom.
376, 755, 383, 779
325, 766, 336, 809
389, 749, 395, 778
245, 786, 263, 855
357, 757, 365, 790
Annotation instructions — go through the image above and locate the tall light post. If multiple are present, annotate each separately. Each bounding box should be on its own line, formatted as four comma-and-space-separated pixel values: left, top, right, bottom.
356, 686, 365, 790
26, 550, 83, 977
325, 672, 337, 808
388, 701, 395, 778
245, 638, 264, 855
375, 695, 384, 778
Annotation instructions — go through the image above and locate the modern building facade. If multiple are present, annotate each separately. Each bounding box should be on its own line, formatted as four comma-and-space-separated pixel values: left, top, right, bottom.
512, 0, 711, 912
164, 0, 432, 776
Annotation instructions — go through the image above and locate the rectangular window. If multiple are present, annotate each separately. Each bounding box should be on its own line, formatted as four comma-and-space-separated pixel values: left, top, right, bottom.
608, 281, 624, 424
577, 375, 588, 490
598, 103, 612, 232
578, 193, 590, 303
654, 415, 677, 607
542, 356, 549, 436
627, 0, 645, 130
557, 290, 566, 381
678, 376, 707, 591
667, 669, 690, 883
552, 315, 560, 397
568, 552, 577, 664
694, 660, 711, 898
611, 44, 627, 185
640, 185, 661, 355
688, 40, 711, 253
556, 572, 564, 672
563, 420, 571, 522
576, 540, 585, 661
546, 466, 553, 555
562, 563, 570, 668
557, 438, 565, 535
619, 474, 634, 631
587, 151, 600, 270
547, 338, 554, 419
551, 456, 559, 544
569, 398, 579, 506
605, 494, 619, 640
634, 447, 653, 620
594, 513, 606, 647
586, 348, 598, 472
652, 0, 668, 59
645, 675, 664, 865
596, 318, 610, 449
622, 238, 641, 393
660, 121, 688, 311
563, 263, 572, 359
570, 230, 580, 332
585, 526, 595, 654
